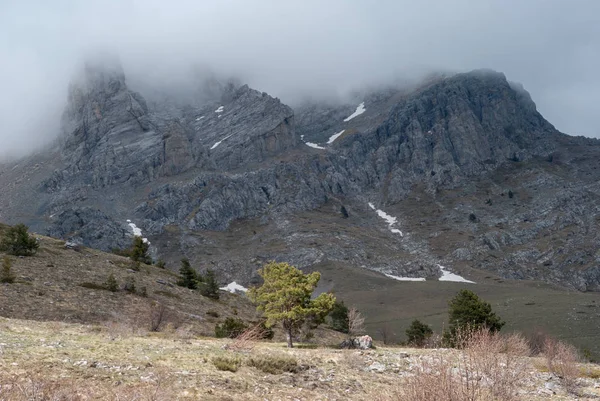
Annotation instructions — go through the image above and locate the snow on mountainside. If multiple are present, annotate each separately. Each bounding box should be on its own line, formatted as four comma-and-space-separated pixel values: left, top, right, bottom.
343, 102, 366, 121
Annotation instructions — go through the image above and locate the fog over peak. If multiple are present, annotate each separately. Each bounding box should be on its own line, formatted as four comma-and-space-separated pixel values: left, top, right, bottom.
1, 0, 599, 160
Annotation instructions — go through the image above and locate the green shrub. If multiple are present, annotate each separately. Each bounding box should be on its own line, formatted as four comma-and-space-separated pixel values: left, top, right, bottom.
405, 319, 433, 347
199, 269, 220, 300
1, 256, 15, 283
215, 317, 247, 338
0, 224, 39, 256
105, 273, 118, 292
247, 355, 299, 374
123, 276, 136, 294
155, 259, 166, 269
212, 356, 240, 372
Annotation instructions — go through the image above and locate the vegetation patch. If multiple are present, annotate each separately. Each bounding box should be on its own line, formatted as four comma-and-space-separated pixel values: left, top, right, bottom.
212, 356, 241, 372
247, 354, 300, 374
154, 289, 180, 299
79, 282, 108, 291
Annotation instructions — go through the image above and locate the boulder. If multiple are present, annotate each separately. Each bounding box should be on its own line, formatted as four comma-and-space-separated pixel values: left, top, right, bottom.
339, 335, 373, 350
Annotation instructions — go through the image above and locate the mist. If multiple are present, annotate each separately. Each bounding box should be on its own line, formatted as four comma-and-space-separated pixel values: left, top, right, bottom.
1, 0, 599, 160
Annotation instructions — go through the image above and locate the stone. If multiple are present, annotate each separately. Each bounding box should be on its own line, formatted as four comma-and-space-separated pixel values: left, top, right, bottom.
366, 362, 386, 373
339, 335, 373, 350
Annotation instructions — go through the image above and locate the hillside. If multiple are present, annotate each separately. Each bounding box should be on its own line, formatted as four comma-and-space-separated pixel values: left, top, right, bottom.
0, 223, 260, 338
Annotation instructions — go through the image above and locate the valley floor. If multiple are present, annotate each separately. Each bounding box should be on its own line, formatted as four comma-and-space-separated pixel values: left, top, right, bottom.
1, 317, 599, 400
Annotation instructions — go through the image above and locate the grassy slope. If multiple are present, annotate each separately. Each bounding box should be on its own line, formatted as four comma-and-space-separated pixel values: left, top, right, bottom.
0, 223, 260, 337
313, 262, 600, 360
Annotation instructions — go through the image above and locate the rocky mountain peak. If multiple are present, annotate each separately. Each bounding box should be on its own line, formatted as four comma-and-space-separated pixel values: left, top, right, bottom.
2, 67, 600, 293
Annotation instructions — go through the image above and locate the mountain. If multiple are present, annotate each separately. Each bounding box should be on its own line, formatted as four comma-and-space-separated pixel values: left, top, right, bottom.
2, 61, 600, 293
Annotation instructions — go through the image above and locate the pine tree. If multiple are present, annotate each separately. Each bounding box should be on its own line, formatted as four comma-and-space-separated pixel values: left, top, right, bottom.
248, 262, 335, 348
1, 224, 39, 256
405, 319, 433, 347
177, 258, 198, 289
444, 289, 505, 346
130, 236, 151, 265
200, 269, 220, 300
104, 273, 118, 292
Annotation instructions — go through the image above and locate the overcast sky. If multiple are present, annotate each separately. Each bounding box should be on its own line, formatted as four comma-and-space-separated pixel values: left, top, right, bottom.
1, 0, 599, 159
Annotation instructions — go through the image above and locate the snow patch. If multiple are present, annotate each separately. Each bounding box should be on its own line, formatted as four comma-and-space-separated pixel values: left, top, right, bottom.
385, 273, 426, 282
343, 102, 366, 122
196, 116, 205, 121
327, 130, 345, 144
214, 106, 224, 113
368, 203, 403, 236
210, 133, 234, 149
220, 281, 248, 293
438, 264, 475, 283
126, 220, 150, 244
305, 142, 326, 150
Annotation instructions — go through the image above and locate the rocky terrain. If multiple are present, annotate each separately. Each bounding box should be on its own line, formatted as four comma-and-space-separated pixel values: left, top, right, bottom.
1, 317, 599, 400
1, 60, 600, 294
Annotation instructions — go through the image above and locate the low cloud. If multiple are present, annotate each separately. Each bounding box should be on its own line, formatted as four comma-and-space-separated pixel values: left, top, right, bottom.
1, 0, 598, 159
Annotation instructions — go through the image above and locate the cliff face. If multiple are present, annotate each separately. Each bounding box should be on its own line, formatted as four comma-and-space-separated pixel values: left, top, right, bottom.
2, 64, 600, 291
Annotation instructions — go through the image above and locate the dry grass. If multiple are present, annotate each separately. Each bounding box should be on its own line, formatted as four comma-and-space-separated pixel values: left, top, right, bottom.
0, 236, 260, 339
0, 317, 598, 400
544, 337, 581, 393
393, 329, 532, 401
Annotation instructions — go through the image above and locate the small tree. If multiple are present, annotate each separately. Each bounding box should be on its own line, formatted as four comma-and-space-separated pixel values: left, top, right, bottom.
177, 258, 198, 289
200, 269, 220, 300
444, 289, 504, 346
104, 273, 118, 292
1, 224, 39, 256
248, 262, 335, 348
1, 256, 15, 284
329, 300, 349, 333
406, 319, 433, 347
347, 306, 365, 337
130, 236, 151, 265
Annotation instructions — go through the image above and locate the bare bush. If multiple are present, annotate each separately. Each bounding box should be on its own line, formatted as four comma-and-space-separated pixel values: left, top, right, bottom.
377, 323, 395, 345
149, 302, 168, 332
525, 328, 550, 355
348, 307, 365, 337
399, 329, 531, 401
544, 337, 580, 393
225, 322, 269, 352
